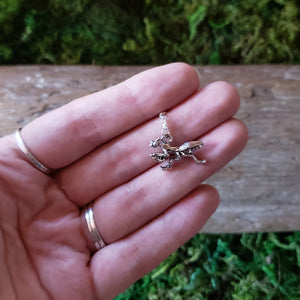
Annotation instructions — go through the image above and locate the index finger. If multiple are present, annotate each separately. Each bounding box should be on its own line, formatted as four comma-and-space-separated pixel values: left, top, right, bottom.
20, 63, 200, 169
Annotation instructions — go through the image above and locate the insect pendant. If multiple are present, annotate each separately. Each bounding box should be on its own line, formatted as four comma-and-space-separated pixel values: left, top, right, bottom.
149, 112, 206, 170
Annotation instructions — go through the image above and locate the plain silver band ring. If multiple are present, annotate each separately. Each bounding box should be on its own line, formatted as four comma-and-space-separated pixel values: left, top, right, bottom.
82, 206, 106, 252
15, 128, 55, 174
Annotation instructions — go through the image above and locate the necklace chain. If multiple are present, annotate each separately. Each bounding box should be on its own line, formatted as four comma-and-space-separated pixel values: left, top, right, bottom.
159, 112, 171, 136
159, 112, 173, 143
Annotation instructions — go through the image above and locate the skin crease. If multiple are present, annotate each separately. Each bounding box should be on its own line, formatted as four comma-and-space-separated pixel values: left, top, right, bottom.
0, 63, 248, 300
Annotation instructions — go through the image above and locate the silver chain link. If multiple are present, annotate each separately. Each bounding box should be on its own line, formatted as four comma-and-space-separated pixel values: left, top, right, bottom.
159, 112, 173, 143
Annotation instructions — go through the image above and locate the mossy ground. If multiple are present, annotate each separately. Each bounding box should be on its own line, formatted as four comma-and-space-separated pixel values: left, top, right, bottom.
0, 0, 299, 64
117, 233, 300, 299
1, 1, 299, 298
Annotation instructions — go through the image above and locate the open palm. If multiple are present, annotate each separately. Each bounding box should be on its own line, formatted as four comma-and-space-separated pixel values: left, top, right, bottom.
0, 63, 247, 300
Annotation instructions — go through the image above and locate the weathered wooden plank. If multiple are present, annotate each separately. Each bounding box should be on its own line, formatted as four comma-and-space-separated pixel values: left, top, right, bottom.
0, 65, 299, 233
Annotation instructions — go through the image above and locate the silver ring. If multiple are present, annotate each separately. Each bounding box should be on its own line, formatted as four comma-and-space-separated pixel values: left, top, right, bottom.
82, 206, 106, 252
15, 128, 55, 174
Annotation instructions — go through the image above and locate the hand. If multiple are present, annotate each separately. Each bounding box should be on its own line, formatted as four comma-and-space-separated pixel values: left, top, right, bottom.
0, 63, 247, 300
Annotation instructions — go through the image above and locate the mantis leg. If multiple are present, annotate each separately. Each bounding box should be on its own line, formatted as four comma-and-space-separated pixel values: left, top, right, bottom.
185, 154, 206, 164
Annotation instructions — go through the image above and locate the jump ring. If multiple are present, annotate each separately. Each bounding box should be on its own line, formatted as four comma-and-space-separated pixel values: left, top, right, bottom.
15, 128, 55, 174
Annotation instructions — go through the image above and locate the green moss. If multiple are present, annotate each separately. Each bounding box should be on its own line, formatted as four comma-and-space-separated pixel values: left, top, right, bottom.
116, 233, 300, 299
0, 0, 299, 64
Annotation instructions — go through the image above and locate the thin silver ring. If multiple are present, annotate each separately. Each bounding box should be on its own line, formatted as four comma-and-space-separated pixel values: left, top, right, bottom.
82, 206, 106, 252
15, 128, 55, 174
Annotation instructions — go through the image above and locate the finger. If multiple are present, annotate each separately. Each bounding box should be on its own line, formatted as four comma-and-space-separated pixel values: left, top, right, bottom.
90, 184, 220, 300
57, 81, 240, 205
92, 118, 248, 244
20, 63, 200, 169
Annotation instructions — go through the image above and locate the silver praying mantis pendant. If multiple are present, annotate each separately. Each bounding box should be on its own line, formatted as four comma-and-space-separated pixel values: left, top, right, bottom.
149, 112, 206, 170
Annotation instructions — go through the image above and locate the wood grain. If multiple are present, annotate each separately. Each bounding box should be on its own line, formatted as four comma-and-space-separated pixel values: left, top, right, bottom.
0, 65, 299, 233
